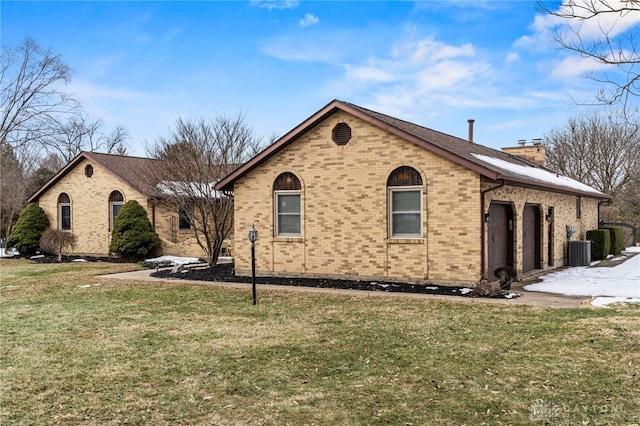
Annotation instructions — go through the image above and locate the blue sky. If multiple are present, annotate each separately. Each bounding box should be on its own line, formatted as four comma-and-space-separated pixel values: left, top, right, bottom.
2, 1, 634, 157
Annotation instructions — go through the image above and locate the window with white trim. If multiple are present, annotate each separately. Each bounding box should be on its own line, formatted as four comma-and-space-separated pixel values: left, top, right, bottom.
109, 190, 124, 231
387, 166, 423, 238
58, 193, 71, 230
274, 172, 302, 237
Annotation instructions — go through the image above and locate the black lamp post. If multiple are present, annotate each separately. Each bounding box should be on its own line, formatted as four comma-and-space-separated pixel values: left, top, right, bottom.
248, 224, 258, 305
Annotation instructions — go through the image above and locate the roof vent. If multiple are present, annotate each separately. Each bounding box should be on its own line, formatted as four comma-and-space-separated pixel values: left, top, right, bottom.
332, 123, 351, 145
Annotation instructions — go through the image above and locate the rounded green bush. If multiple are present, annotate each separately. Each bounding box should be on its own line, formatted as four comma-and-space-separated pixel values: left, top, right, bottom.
109, 200, 160, 260
6, 203, 50, 256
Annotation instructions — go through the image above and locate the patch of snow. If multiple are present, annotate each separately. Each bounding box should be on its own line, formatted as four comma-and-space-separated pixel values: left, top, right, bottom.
591, 297, 640, 307
504, 292, 519, 299
72, 258, 87, 262
0, 247, 19, 258
623, 246, 640, 254
524, 249, 640, 307
471, 154, 604, 195
144, 256, 203, 267
459, 288, 473, 295
30, 254, 45, 259
78, 283, 101, 288
425, 286, 439, 290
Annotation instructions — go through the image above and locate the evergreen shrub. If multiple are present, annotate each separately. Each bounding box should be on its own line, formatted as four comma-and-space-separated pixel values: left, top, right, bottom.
586, 229, 610, 261
6, 203, 50, 256
600, 226, 624, 255
109, 200, 160, 260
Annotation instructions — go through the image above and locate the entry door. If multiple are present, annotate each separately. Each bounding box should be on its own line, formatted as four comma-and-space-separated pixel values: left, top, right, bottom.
487, 203, 513, 276
522, 204, 541, 272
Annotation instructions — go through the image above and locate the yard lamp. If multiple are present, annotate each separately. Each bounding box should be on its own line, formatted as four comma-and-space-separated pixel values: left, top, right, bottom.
248, 224, 258, 305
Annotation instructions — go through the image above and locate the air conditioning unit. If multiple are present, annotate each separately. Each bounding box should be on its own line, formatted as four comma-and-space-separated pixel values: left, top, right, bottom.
567, 240, 591, 266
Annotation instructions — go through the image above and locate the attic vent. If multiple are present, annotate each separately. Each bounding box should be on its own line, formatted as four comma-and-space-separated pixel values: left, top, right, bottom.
332, 123, 351, 145
84, 164, 93, 177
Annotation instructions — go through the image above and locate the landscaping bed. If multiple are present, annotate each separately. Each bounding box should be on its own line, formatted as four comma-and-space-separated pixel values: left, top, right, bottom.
151, 262, 519, 299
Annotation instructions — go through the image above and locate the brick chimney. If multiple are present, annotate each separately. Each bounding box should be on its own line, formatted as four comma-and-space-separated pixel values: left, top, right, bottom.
502, 139, 546, 166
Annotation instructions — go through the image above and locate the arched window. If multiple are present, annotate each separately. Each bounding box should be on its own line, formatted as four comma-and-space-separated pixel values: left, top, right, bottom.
274, 172, 302, 236
58, 193, 71, 230
109, 191, 124, 231
387, 167, 423, 238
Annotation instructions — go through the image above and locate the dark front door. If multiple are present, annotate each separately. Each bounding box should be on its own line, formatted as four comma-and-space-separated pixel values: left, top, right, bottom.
487, 202, 513, 277
523, 204, 541, 273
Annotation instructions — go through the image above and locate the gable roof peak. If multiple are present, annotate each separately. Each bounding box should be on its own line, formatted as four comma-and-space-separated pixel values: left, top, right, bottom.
215, 100, 609, 200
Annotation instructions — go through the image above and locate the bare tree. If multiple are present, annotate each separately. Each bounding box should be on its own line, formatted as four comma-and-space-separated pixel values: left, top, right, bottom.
1, 38, 78, 148
544, 110, 640, 198
42, 115, 129, 162
145, 114, 263, 266
538, 0, 640, 111
0, 142, 25, 238
0, 141, 65, 238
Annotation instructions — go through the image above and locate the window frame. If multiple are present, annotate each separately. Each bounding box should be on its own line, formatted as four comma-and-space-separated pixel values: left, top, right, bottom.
576, 196, 581, 219
110, 202, 124, 231
388, 186, 423, 238
274, 190, 302, 237
178, 206, 192, 231
58, 193, 71, 231
108, 191, 125, 231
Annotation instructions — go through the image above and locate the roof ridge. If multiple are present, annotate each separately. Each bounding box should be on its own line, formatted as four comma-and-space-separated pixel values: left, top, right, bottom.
340, 100, 470, 144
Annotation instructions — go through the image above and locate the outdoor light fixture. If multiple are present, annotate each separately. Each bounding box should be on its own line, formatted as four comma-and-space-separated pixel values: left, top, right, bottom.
484, 213, 491, 223
248, 224, 258, 305
545, 213, 553, 222
248, 225, 258, 244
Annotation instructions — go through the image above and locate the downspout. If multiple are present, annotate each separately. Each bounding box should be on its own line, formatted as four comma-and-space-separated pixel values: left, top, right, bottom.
480, 179, 506, 280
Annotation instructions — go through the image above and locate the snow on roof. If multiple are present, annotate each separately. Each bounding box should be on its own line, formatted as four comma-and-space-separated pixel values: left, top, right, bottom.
156, 181, 225, 198
471, 154, 605, 196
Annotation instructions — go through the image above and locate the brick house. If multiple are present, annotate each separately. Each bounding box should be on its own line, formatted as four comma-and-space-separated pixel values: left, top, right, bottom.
27, 151, 206, 258
216, 100, 610, 285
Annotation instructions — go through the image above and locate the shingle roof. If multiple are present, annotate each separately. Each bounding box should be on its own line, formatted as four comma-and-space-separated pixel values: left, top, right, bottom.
27, 151, 163, 203
216, 99, 609, 199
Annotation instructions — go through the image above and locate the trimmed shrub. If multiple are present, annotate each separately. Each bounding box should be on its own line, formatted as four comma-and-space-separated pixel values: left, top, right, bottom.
586, 229, 610, 261
109, 200, 160, 260
40, 229, 76, 261
6, 203, 49, 256
600, 225, 624, 255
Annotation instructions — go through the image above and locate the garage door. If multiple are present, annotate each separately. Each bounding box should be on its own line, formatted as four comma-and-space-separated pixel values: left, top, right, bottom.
522, 204, 541, 273
487, 203, 513, 276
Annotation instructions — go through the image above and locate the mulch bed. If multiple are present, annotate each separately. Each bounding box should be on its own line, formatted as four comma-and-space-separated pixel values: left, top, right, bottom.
151, 263, 518, 299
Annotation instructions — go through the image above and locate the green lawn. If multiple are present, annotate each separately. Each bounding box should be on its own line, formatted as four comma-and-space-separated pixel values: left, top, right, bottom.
1, 259, 638, 425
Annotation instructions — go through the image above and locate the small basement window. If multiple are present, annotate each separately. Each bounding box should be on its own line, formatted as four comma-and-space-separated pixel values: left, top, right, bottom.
332, 123, 351, 145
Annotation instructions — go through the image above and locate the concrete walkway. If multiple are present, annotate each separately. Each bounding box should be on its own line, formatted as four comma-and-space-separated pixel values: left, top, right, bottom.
97, 269, 590, 309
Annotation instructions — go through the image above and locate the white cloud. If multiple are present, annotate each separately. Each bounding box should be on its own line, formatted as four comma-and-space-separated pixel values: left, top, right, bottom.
68, 80, 154, 101
299, 13, 319, 28
550, 55, 612, 78
344, 64, 394, 83
250, 0, 299, 10
504, 52, 519, 64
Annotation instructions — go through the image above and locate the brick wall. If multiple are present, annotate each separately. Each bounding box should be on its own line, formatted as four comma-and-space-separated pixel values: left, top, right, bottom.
37, 157, 206, 258
232, 111, 482, 285
482, 183, 600, 272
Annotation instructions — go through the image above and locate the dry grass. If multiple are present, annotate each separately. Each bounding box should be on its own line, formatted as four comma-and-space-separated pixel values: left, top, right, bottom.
1, 258, 639, 425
